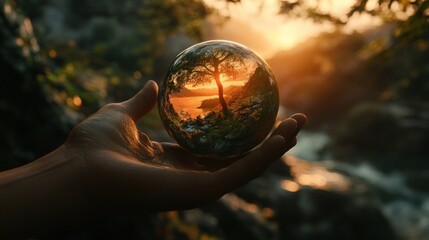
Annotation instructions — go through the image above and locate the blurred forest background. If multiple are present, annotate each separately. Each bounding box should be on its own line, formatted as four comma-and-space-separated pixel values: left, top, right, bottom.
1, 0, 428, 239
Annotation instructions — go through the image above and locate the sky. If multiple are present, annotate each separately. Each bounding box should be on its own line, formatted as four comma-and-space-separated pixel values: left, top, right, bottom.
204, 0, 382, 58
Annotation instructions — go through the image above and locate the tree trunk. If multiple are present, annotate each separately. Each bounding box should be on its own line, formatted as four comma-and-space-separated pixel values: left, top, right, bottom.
214, 69, 228, 114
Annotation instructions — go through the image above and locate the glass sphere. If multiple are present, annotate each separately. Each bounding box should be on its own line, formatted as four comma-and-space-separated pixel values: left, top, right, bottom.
158, 40, 279, 158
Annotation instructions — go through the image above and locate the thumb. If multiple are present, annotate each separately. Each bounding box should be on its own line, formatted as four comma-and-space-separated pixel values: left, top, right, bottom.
122, 80, 158, 122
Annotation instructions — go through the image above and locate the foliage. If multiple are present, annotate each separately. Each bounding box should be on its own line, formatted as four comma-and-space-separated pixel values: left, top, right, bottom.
0, 0, 212, 170
278, 0, 427, 25
162, 65, 278, 157
0, 0, 73, 170
35, 0, 211, 109
167, 41, 247, 113
268, 0, 429, 170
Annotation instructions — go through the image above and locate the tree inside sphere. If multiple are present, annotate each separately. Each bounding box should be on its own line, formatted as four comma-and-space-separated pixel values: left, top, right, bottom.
158, 40, 279, 158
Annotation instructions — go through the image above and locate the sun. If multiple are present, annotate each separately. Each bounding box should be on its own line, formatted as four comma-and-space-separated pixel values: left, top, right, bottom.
220, 73, 229, 83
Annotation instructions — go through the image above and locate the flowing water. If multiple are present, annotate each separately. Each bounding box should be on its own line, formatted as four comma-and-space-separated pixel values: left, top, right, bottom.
288, 131, 429, 239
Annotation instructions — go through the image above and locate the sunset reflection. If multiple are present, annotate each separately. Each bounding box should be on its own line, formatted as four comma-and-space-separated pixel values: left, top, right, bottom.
283, 156, 350, 192
159, 40, 279, 157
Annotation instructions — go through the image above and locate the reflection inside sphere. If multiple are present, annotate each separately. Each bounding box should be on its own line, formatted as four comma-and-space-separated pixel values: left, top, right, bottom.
158, 40, 279, 158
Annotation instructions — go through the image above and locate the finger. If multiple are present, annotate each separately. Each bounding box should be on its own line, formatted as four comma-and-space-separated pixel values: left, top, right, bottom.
121, 80, 158, 122
290, 113, 307, 134
198, 118, 297, 171
286, 137, 297, 150
197, 117, 301, 171
96, 137, 291, 212
214, 135, 289, 192
162, 135, 288, 208
150, 119, 302, 208
255, 135, 289, 166
128, 136, 288, 210
271, 117, 298, 141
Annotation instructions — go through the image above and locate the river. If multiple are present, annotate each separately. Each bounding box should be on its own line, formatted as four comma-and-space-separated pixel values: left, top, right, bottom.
288, 130, 429, 239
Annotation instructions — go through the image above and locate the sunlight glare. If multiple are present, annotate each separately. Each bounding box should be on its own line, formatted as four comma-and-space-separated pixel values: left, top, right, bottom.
204, 0, 382, 58
220, 73, 228, 82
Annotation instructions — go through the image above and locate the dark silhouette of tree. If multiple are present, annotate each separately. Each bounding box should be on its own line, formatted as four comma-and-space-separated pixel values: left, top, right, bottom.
168, 42, 245, 114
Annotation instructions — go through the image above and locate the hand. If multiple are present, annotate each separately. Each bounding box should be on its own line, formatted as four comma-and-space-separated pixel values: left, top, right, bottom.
0, 80, 306, 238
65, 80, 306, 214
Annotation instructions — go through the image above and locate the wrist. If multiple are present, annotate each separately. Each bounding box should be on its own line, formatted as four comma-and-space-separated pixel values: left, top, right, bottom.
0, 145, 90, 237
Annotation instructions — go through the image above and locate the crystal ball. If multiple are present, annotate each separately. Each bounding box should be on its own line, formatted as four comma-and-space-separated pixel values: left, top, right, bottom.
158, 40, 279, 158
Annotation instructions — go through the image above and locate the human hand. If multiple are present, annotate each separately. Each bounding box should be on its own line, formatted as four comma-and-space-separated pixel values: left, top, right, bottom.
0, 80, 306, 238
64, 80, 306, 216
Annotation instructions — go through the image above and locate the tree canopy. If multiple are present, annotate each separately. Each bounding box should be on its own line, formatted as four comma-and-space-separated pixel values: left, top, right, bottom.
167, 41, 247, 113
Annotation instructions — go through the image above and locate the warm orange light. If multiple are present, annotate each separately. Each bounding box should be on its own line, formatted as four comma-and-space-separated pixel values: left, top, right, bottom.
203, 0, 381, 58
281, 179, 300, 192
164, 211, 179, 220
262, 207, 275, 218
15, 38, 24, 46
245, 203, 258, 213
283, 155, 351, 191
296, 174, 327, 188
72, 95, 82, 107
219, 73, 228, 82
49, 50, 57, 58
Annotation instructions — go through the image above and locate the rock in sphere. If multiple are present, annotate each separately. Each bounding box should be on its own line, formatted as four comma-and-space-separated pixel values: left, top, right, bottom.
158, 40, 279, 158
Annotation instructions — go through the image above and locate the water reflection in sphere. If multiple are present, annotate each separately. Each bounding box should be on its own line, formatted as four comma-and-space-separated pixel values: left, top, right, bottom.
158, 40, 279, 158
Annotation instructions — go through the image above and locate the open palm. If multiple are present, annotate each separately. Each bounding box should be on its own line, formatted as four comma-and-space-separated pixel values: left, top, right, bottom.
64, 80, 306, 216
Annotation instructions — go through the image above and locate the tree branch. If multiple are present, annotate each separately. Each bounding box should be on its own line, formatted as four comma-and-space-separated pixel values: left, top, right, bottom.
195, 63, 214, 74
218, 52, 232, 64
191, 70, 212, 77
